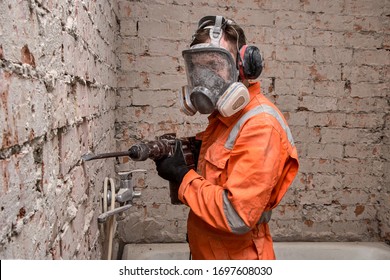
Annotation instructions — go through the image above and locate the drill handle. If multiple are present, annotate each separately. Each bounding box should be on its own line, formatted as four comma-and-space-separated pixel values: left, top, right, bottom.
175, 138, 195, 170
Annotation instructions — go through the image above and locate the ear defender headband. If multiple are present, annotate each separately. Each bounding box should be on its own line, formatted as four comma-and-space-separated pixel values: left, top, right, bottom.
195, 16, 263, 81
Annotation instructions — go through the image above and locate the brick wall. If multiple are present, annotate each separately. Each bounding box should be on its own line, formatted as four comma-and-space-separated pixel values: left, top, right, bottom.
116, 0, 389, 248
0, 0, 389, 260
0, 0, 119, 259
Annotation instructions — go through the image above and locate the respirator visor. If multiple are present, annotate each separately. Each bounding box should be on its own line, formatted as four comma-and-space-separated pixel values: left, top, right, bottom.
182, 47, 238, 114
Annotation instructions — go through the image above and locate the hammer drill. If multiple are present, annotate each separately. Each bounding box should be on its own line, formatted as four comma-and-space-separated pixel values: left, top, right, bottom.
82, 133, 197, 204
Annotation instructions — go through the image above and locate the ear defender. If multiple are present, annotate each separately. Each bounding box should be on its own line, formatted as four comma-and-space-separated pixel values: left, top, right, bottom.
239, 45, 263, 81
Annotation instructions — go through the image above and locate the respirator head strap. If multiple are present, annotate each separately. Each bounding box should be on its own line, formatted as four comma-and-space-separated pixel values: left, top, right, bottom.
209, 16, 223, 47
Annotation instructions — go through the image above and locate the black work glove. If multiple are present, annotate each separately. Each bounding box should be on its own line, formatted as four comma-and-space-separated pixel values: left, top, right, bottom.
155, 140, 189, 184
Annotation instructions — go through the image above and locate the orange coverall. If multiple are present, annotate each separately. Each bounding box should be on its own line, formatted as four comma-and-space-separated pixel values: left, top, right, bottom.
178, 82, 299, 260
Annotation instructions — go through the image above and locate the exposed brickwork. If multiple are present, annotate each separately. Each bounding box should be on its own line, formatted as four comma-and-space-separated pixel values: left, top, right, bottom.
0, 0, 389, 259
0, 0, 119, 259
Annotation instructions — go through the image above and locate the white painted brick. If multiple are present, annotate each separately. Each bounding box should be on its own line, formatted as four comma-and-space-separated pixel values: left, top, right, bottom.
275, 11, 316, 30
314, 14, 355, 32
304, 0, 344, 14
315, 47, 353, 64
344, 0, 387, 16
301, 96, 338, 112
353, 49, 390, 66
276, 45, 314, 62
305, 30, 346, 47
1, 0, 389, 259
344, 31, 383, 49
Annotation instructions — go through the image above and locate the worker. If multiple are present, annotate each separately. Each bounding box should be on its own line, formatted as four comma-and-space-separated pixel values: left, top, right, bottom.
155, 15, 299, 260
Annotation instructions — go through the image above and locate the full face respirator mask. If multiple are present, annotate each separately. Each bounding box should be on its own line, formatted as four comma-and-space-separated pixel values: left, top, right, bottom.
179, 16, 260, 117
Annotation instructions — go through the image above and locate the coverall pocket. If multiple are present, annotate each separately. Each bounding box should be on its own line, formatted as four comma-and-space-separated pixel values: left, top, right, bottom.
204, 142, 230, 184
204, 141, 230, 169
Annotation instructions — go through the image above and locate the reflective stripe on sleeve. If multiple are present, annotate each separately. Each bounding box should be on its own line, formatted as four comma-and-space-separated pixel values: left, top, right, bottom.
223, 190, 250, 234
223, 190, 272, 235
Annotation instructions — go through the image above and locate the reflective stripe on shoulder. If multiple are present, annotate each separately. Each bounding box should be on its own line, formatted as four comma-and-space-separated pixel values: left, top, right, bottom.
224, 104, 295, 150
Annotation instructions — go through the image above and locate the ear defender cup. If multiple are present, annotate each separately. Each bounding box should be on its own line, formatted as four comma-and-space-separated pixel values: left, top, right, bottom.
239, 45, 263, 80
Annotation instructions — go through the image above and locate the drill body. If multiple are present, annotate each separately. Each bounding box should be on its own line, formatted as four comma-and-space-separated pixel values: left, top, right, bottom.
128, 133, 195, 204
128, 133, 195, 170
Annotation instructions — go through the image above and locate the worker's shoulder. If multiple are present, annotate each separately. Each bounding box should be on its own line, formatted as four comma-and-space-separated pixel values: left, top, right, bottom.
242, 97, 288, 127
240, 98, 295, 148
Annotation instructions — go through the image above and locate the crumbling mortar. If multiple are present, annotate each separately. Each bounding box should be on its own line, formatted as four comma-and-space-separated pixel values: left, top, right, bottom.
80, 0, 112, 47
61, 17, 117, 72
0, 114, 110, 161
0, 58, 117, 94
0, 135, 45, 160
28, 0, 51, 15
